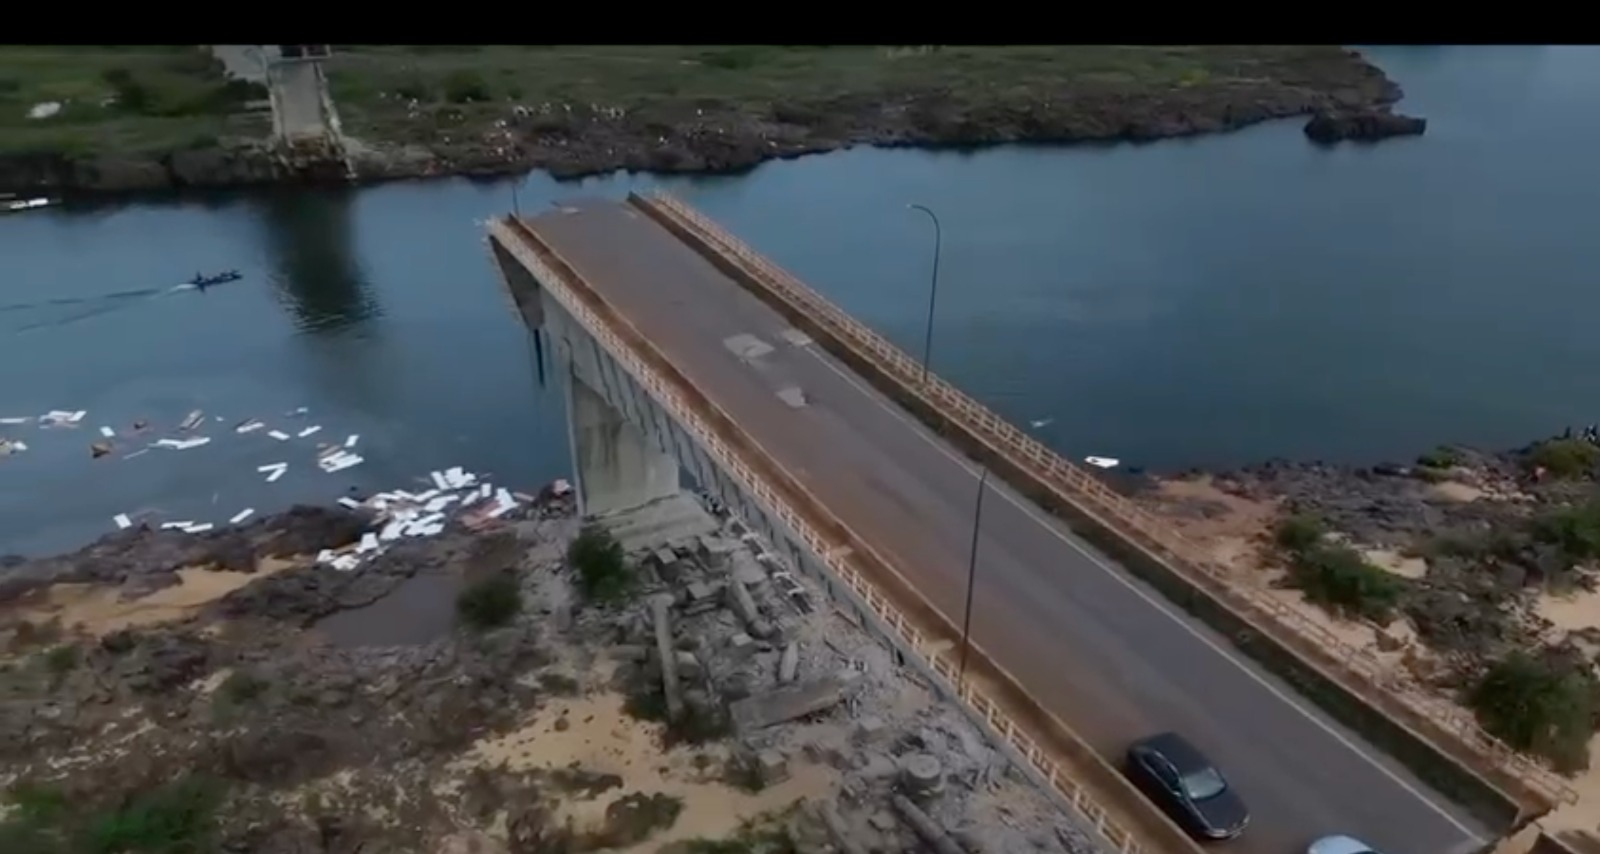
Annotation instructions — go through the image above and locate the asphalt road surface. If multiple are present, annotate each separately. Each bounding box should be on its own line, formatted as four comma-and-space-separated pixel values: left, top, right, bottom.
523, 200, 1491, 854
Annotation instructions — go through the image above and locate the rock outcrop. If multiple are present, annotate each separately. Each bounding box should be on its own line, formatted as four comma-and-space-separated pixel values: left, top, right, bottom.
1304, 109, 1427, 144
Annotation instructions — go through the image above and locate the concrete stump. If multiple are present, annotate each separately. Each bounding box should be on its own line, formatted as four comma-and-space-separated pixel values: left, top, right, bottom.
899, 753, 944, 802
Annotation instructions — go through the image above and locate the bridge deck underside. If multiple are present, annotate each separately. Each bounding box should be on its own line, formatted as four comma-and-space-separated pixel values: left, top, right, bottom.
519, 199, 1486, 854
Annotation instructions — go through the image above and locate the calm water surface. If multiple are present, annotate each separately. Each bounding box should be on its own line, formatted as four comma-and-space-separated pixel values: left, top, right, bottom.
2, 46, 1598, 556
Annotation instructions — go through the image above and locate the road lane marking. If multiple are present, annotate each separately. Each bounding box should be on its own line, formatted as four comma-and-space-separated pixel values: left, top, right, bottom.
799, 346, 1487, 842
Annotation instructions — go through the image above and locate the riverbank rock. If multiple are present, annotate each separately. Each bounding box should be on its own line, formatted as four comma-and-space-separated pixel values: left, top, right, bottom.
1304, 109, 1427, 144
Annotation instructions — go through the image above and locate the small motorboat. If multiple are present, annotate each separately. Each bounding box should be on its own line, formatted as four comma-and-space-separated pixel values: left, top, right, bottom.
187, 270, 243, 288
1, 196, 56, 214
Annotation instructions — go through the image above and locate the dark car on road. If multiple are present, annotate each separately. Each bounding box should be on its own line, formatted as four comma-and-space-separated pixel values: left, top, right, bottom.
1125, 732, 1249, 841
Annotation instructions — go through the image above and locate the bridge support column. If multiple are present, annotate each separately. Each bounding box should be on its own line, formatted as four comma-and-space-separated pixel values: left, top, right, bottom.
565, 371, 679, 518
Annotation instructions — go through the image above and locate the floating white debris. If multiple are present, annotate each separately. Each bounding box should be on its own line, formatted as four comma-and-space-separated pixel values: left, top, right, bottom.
318, 451, 364, 473
256, 462, 287, 473
267, 469, 287, 483
179, 410, 204, 431
113, 513, 132, 530
0, 438, 25, 456
331, 555, 360, 572
344, 434, 359, 449
39, 410, 86, 427
1084, 456, 1119, 469
413, 488, 440, 503
267, 430, 291, 441
460, 489, 483, 507
551, 478, 573, 496
123, 448, 149, 460
185, 523, 214, 534
442, 466, 476, 489
154, 437, 210, 451
297, 425, 322, 439
357, 532, 380, 553
160, 521, 196, 530
229, 508, 255, 524
291, 406, 309, 415
429, 470, 451, 491
98, 426, 115, 438
235, 420, 265, 434
337, 497, 363, 510
0, 417, 29, 425
423, 494, 458, 513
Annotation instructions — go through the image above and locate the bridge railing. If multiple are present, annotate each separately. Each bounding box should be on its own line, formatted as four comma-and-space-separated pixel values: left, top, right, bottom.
636, 191, 1577, 814
488, 217, 1189, 854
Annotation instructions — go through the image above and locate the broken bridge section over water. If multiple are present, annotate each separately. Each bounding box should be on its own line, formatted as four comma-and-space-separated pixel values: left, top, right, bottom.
485, 196, 1512, 854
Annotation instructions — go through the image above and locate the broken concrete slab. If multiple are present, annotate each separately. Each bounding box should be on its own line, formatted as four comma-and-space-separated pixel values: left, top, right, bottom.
778, 641, 799, 683
728, 675, 857, 733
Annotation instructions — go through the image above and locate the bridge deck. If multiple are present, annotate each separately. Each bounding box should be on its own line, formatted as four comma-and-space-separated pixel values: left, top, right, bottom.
521, 199, 1486, 854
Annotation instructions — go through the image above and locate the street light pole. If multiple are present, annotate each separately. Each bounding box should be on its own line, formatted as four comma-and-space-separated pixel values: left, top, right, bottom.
957, 466, 989, 687
907, 203, 941, 385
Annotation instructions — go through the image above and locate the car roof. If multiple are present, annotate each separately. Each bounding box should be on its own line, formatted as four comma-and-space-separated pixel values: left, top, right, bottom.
1137, 732, 1213, 774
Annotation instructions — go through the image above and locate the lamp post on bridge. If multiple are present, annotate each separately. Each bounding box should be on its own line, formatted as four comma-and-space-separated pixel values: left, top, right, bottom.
957, 466, 990, 688
907, 203, 942, 386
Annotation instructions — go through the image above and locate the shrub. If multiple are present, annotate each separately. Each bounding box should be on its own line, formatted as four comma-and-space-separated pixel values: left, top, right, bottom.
1530, 499, 1600, 562
83, 776, 223, 854
442, 70, 490, 104
1469, 651, 1599, 772
1416, 445, 1464, 469
218, 670, 268, 704
1284, 543, 1406, 623
1527, 438, 1600, 479
456, 573, 523, 630
1273, 514, 1325, 555
40, 644, 77, 676
569, 525, 635, 604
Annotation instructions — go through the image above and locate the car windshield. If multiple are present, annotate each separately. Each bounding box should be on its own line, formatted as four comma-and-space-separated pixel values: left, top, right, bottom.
1181, 767, 1227, 801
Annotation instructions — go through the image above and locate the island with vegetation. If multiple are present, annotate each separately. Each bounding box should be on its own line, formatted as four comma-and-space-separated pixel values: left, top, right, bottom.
0, 45, 1414, 195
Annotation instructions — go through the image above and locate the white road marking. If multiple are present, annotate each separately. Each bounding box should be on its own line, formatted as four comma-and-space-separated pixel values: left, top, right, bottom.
800, 346, 1486, 841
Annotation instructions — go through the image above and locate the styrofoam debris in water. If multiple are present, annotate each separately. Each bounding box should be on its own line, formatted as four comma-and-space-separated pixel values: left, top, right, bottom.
423, 495, 457, 513
160, 521, 196, 530
1084, 456, 1119, 469
40, 410, 86, 426
0, 417, 29, 425
98, 426, 115, 438
337, 497, 364, 510
154, 437, 210, 451
267, 430, 291, 441
236, 420, 265, 434
185, 523, 214, 534
113, 513, 132, 530
344, 434, 359, 449
358, 532, 380, 553
430, 470, 450, 491
298, 425, 322, 439
229, 508, 255, 524
321, 453, 363, 474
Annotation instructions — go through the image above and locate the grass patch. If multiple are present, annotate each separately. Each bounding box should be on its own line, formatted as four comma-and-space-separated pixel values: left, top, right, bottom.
1273, 515, 1407, 623
0, 46, 267, 156
455, 571, 524, 630
1416, 445, 1465, 470
1469, 650, 1600, 773
1526, 438, 1600, 479
39, 644, 77, 676
322, 45, 1374, 140
0, 776, 223, 853
568, 525, 636, 605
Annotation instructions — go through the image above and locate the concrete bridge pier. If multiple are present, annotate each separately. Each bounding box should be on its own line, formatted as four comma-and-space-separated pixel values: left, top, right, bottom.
565, 374, 680, 518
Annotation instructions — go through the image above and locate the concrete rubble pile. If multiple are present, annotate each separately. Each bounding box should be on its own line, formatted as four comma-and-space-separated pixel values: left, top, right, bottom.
579, 493, 1097, 854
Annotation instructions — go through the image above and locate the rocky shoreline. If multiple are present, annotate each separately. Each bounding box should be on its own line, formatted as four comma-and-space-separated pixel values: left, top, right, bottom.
1129, 430, 1600, 775
0, 486, 1085, 852
0, 49, 1410, 198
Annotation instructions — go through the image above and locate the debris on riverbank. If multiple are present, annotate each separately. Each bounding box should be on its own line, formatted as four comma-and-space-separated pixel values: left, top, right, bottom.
0, 486, 1089, 851
1128, 431, 1600, 818
0, 45, 1407, 196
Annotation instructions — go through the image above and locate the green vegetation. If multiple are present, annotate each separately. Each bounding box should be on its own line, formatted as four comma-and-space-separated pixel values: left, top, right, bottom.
568, 525, 636, 604
0, 777, 223, 853
218, 669, 269, 704
39, 644, 78, 677
1526, 438, 1600, 479
1468, 651, 1600, 772
455, 572, 524, 630
1530, 498, 1600, 563
1273, 515, 1407, 623
1416, 445, 1465, 470
323, 45, 1372, 140
0, 47, 267, 156
664, 810, 800, 854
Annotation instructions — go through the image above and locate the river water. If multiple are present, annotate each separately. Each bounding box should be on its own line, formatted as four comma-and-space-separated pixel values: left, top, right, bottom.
2, 46, 1598, 557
